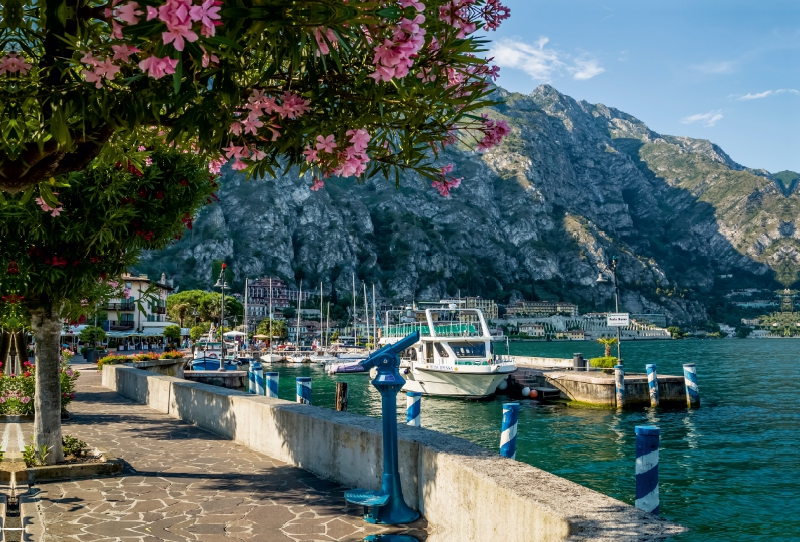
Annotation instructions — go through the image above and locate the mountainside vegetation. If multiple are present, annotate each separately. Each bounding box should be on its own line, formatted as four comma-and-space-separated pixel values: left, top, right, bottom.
136, 85, 798, 325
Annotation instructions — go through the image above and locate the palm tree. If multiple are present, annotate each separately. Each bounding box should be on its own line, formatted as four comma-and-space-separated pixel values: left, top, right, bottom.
170, 302, 191, 328
597, 337, 618, 357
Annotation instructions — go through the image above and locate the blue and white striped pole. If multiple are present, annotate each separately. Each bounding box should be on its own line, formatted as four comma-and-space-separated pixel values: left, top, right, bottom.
635, 426, 660, 514
499, 403, 520, 459
253, 362, 265, 395
265, 372, 279, 398
614, 364, 626, 409
683, 363, 700, 408
296, 377, 312, 404
406, 392, 422, 426
646, 363, 659, 407
247, 362, 256, 394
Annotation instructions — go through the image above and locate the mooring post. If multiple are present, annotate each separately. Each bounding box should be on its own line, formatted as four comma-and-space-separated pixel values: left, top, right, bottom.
406, 391, 422, 426
265, 372, 279, 398
646, 363, 659, 407
683, 363, 700, 408
336, 381, 349, 412
614, 364, 626, 408
635, 426, 660, 514
296, 376, 312, 404
499, 402, 520, 459
253, 362, 265, 395
247, 361, 255, 394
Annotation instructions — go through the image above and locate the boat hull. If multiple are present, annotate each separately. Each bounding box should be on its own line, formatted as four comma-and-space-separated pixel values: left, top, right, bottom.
403, 368, 511, 398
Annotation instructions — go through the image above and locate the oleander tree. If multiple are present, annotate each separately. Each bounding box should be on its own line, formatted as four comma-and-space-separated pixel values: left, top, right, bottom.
1, 0, 510, 199
0, 146, 216, 463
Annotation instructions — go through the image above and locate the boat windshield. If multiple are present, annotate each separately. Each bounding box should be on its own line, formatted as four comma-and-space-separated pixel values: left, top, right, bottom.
199, 342, 221, 348
447, 341, 486, 358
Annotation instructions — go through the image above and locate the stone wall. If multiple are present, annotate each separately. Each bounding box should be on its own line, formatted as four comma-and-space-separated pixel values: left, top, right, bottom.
102, 365, 685, 542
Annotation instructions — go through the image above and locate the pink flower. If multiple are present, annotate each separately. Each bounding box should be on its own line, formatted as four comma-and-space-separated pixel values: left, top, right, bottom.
315, 135, 337, 153
71, 393, 76, 399
67, 369, 75, 377
476, 115, 510, 151
241, 113, 264, 135
95, 57, 121, 80
146, 5, 159, 20
200, 45, 219, 67
229, 121, 243, 136
34, 196, 63, 217
230, 159, 248, 171
310, 179, 325, 191
123, 287, 131, 298
21, 396, 30, 404
138, 56, 179, 79
208, 157, 227, 174
112, 45, 139, 62
346, 129, 371, 152
222, 144, 244, 159
0, 397, 5, 404
116, 2, 143, 24
189, 0, 222, 37
162, 24, 198, 51
303, 147, 319, 163
0, 53, 32, 75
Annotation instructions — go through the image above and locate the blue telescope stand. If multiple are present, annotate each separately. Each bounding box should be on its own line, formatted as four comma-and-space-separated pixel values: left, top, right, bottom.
345, 332, 421, 525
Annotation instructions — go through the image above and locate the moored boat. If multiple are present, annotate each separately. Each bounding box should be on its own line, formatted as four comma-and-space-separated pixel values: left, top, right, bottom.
378, 307, 516, 398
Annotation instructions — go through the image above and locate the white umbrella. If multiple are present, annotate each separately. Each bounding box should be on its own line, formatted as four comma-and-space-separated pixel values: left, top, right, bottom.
223, 330, 246, 337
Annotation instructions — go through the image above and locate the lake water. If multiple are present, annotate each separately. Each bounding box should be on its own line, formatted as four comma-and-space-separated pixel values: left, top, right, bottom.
263, 339, 800, 541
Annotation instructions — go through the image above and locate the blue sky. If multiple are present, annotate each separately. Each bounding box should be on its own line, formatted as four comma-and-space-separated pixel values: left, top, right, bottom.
482, 0, 800, 172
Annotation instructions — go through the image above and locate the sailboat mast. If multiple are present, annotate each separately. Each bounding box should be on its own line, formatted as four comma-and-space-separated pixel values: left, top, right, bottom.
269, 278, 273, 356
319, 282, 323, 350
296, 280, 302, 347
244, 277, 248, 351
363, 282, 369, 349
352, 273, 357, 346
372, 284, 377, 346
326, 301, 330, 348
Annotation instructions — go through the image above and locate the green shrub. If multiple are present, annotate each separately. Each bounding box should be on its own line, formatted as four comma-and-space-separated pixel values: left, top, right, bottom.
22, 437, 50, 467
589, 356, 618, 369
62, 435, 88, 457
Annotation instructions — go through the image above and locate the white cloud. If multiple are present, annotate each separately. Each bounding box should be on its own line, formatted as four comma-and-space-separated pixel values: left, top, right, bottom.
570, 58, 605, 80
681, 110, 724, 127
738, 89, 799, 101
489, 38, 604, 83
692, 61, 736, 74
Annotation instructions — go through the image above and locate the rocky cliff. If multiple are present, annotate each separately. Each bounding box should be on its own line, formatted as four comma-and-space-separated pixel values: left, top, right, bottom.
135, 85, 799, 325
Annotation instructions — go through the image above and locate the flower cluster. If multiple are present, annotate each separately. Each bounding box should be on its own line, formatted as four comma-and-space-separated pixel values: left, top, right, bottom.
439, 0, 509, 37
225, 90, 311, 170
370, 12, 427, 82
0, 53, 32, 76
35, 195, 63, 217
477, 114, 510, 151
304, 129, 372, 191
431, 164, 463, 197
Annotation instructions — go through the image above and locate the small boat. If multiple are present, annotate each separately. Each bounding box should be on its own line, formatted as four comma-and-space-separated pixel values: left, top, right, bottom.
260, 353, 284, 363
191, 337, 238, 371
308, 351, 338, 364
378, 307, 516, 398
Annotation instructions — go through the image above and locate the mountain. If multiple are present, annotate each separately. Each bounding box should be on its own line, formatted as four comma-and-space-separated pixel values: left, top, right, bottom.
134, 85, 800, 325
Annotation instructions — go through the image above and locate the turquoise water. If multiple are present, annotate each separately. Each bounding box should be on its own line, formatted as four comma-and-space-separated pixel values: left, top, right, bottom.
265, 340, 800, 541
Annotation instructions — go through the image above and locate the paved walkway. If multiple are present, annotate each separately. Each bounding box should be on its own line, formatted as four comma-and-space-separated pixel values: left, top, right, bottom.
25, 365, 428, 542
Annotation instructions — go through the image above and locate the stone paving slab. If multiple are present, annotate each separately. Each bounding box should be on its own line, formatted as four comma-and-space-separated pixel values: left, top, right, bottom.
25, 364, 428, 542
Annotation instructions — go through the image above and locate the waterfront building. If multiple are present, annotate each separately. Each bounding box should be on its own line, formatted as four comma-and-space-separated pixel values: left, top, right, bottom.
504, 300, 579, 318
246, 277, 312, 323
741, 318, 760, 326
631, 313, 668, 328
104, 273, 174, 333
465, 297, 499, 320
518, 323, 545, 337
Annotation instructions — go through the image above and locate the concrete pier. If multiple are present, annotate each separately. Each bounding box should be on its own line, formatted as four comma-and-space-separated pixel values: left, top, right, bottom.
102, 365, 686, 541
511, 368, 686, 407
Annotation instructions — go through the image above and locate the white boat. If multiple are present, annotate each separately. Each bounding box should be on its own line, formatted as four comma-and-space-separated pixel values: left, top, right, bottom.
192, 339, 237, 371
260, 353, 284, 363
378, 307, 516, 398
308, 351, 338, 364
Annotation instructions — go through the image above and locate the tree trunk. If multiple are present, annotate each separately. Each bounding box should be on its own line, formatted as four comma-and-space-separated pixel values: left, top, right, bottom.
30, 308, 64, 464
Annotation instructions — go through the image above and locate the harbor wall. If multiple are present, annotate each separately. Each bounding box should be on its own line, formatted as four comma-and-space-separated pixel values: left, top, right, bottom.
102, 365, 685, 542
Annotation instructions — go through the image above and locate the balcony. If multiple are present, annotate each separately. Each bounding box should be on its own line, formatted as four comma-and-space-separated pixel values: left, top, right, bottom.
105, 302, 135, 311
154, 306, 166, 315
109, 321, 135, 330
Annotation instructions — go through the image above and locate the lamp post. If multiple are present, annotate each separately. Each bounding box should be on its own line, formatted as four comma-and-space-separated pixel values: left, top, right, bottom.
214, 263, 229, 371
596, 255, 622, 363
